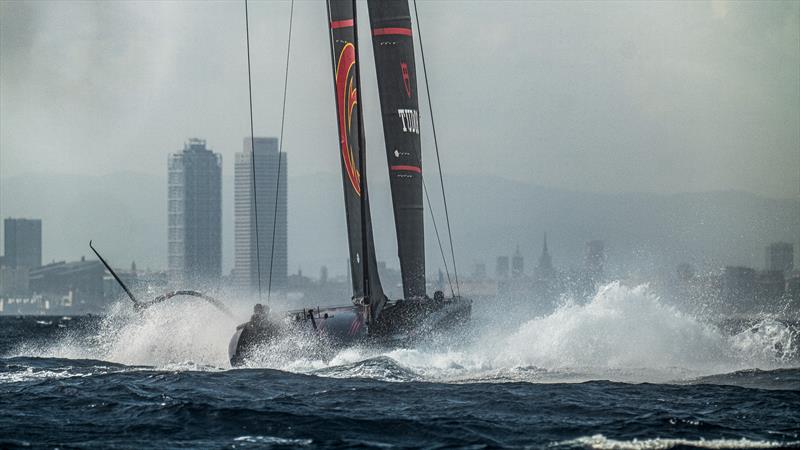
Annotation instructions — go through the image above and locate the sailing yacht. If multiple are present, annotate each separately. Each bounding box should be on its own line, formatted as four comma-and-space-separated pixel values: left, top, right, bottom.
228, 0, 471, 365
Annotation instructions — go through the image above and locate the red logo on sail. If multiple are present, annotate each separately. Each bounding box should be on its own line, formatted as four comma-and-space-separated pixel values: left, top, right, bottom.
401, 62, 411, 98
335, 43, 361, 196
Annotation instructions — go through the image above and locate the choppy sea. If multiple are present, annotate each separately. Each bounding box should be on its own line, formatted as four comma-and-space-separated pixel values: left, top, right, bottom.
2, 283, 799, 449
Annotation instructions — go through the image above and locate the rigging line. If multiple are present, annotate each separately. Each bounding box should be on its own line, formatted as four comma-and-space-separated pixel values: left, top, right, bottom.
244, 0, 264, 303
422, 178, 455, 298
267, 0, 295, 303
412, 0, 460, 297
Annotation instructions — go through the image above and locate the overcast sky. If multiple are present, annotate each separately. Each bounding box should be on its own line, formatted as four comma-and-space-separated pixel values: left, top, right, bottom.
1, 0, 798, 198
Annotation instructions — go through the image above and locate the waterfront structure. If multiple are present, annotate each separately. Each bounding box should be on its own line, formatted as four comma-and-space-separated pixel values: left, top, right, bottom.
765, 242, 794, 274
472, 263, 487, 280
3, 218, 42, 269
0, 266, 29, 297
28, 257, 105, 313
167, 138, 222, 286
233, 137, 287, 296
496, 256, 509, 280
512, 246, 524, 279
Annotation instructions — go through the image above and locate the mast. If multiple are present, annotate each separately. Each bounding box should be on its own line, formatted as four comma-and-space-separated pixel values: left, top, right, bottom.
326, 0, 386, 320
367, 0, 425, 299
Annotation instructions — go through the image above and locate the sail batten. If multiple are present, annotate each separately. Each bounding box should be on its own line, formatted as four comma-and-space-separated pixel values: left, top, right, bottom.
367, 0, 426, 299
326, 0, 386, 319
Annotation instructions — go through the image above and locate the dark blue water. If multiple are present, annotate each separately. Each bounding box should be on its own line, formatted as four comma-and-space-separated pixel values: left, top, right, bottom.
2, 293, 799, 449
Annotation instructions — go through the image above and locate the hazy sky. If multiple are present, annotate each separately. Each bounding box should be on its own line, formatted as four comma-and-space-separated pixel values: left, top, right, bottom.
1, 0, 798, 198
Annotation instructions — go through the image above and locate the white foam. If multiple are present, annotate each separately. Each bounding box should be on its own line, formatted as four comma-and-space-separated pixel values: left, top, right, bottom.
0, 367, 108, 384
233, 436, 312, 446
557, 434, 799, 449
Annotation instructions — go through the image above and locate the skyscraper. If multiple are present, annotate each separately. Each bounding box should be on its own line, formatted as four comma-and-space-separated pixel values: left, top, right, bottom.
234, 137, 287, 296
765, 242, 793, 274
3, 218, 42, 269
167, 138, 222, 286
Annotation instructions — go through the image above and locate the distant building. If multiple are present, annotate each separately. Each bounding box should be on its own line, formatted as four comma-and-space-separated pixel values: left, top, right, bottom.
320, 266, 329, 284
511, 246, 524, 278
721, 266, 756, 313
765, 242, 793, 274
233, 137, 287, 296
167, 138, 222, 286
3, 218, 42, 269
496, 256, 509, 280
29, 257, 106, 313
0, 266, 30, 297
756, 270, 785, 306
534, 233, 555, 281
531, 233, 560, 312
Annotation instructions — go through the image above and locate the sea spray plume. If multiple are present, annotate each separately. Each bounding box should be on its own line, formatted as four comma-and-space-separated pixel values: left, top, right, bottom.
499, 282, 731, 371
299, 282, 800, 383
20, 299, 240, 369
15, 283, 796, 382
730, 318, 798, 363
495, 282, 798, 377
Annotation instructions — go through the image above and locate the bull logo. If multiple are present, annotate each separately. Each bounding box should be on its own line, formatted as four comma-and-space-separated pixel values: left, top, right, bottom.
401, 62, 411, 98
335, 43, 361, 196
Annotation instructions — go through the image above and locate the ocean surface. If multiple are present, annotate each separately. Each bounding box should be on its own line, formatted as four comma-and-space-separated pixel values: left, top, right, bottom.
2, 283, 799, 449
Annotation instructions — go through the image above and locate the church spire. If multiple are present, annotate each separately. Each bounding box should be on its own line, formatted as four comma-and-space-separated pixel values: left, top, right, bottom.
537, 232, 554, 279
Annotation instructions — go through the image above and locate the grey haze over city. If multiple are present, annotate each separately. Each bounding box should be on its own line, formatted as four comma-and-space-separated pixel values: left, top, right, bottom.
1, 0, 798, 277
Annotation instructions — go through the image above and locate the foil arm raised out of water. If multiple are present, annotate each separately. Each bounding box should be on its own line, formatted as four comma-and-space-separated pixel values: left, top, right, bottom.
88, 240, 234, 319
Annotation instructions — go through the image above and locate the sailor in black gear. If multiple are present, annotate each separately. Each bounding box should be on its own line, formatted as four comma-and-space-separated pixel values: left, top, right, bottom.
251, 303, 270, 323
249, 303, 276, 338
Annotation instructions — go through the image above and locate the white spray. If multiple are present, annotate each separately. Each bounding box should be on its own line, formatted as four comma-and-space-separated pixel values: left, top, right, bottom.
16, 282, 798, 383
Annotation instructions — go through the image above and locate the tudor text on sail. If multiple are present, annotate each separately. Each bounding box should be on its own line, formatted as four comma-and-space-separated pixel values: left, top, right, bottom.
398, 108, 420, 134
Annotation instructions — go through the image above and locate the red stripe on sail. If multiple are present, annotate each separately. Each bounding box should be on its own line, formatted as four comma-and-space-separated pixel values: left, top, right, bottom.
391, 165, 421, 173
372, 27, 412, 37
330, 19, 354, 29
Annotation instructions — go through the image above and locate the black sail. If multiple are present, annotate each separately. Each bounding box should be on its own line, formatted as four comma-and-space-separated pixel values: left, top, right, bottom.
326, 0, 386, 318
367, 0, 425, 299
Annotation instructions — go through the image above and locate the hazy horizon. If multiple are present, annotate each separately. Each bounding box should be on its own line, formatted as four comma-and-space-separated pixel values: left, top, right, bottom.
1, 0, 799, 279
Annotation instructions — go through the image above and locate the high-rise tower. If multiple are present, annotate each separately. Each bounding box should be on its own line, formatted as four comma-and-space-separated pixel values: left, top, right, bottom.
3, 218, 42, 269
234, 137, 287, 296
167, 138, 222, 286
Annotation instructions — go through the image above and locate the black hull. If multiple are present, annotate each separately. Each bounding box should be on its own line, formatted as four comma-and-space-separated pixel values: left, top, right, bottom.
229, 296, 471, 367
